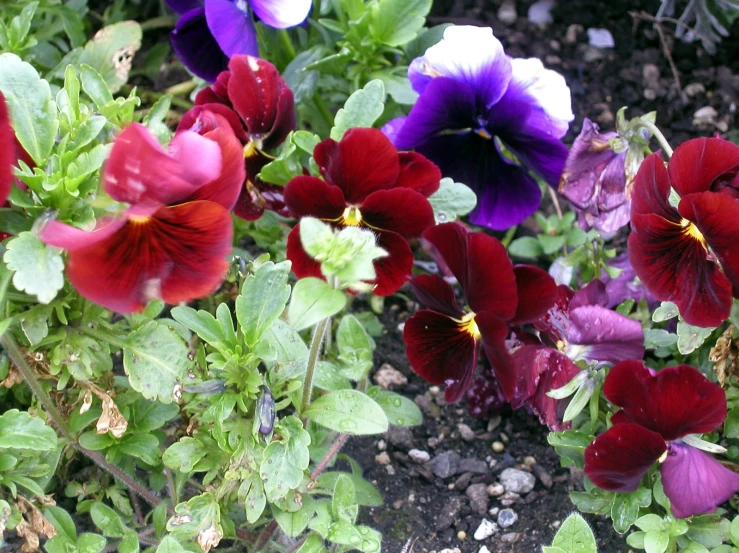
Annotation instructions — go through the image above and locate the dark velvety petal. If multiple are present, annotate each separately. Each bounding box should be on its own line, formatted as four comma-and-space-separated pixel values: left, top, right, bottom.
195, 71, 231, 106
283, 176, 346, 219
0, 92, 14, 206
314, 128, 400, 204
661, 443, 739, 519
232, 150, 279, 220
360, 188, 435, 239
104, 124, 222, 205
477, 311, 517, 403
205, 0, 258, 58
393, 77, 478, 150
250, 0, 312, 27
509, 345, 551, 409
668, 137, 739, 197
403, 309, 479, 403
226, 55, 295, 143
603, 253, 658, 309
53, 201, 232, 313
371, 231, 414, 297
264, 88, 297, 150
182, 126, 245, 210
286, 224, 323, 280
176, 103, 247, 143
466, 365, 508, 419
567, 305, 645, 364
534, 284, 574, 343
170, 7, 228, 82
528, 349, 582, 430
584, 423, 666, 492
628, 212, 732, 328
510, 265, 557, 325
408, 274, 464, 317
501, 128, 570, 190
570, 279, 608, 309
631, 152, 680, 221
679, 190, 739, 297
396, 152, 442, 197
422, 222, 518, 318
166, 0, 203, 14
604, 361, 727, 441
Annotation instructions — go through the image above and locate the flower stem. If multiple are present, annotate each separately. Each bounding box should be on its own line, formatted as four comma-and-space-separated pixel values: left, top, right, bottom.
278, 29, 297, 61
313, 94, 335, 130
310, 433, 348, 478
301, 317, 330, 413
634, 120, 674, 158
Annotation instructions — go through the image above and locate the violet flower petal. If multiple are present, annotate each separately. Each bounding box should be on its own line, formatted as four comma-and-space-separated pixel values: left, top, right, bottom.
205, 0, 259, 57
567, 305, 645, 364
170, 7, 228, 82
166, 0, 203, 14
250, 0, 312, 28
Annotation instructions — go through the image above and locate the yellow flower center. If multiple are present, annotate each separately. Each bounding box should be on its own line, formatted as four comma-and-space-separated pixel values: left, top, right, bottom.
342, 206, 363, 226
475, 128, 493, 140
658, 450, 668, 463
680, 218, 706, 245
459, 312, 481, 340
244, 141, 258, 158
129, 215, 151, 224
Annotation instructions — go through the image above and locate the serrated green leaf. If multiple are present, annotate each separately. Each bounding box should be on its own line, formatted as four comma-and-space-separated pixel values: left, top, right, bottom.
0, 53, 58, 165
370, 0, 433, 46
611, 492, 641, 534
304, 389, 388, 435
170, 306, 224, 345
653, 301, 679, 322
288, 278, 346, 331
260, 416, 310, 501
237, 261, 292, 347
330, 80, 385, 141
68, 115, 107, 151
274, 495, 315, 537
66, 143, 112, 191
427, 178, 477, 223
3, 232, 64, 304
676, 320, 713, 355
0, 409, 57, 451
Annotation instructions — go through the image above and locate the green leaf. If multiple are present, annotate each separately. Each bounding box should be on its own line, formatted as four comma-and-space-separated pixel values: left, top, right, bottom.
686, 514, 731, 549
155, 536, 187, 553
142, 94, 172, 145
0, 53, 58, 165
171, 306, 224, 345
256, 320, 308, 384
298, 533, 329, 553
677, 320, 713, 355
370, 0, 433, 46
238, 472, 267, 524
563, 380, 594, 423
44, 506, 77, 541
303, 389, 389, 435
80, 64, 114, 108
653, 301, 679, 322
508, 236, 543, 259
66, 143, 112, 191
327, 520, 382, 553
551, 513, 597, 553
331, 474, 357, 523
259, 131, 320, 185
77, 22, 142, 93
427, 178, 477, 223
77, 533, 107, 553
118, 433, 161, 465
0, 409, 57, 451
261, 416, 311, 501
547, 430, 593, 467
626, 531, 646, 548
274, 495, 316, 537
330, 80, 385, 141
539, 234, 566, 255
237, 261, 292, 347
122, 322, 192, 404
288, 278, 347, 331
3, 233, 64, 304
163, 438, 209, 473
336, 314, 373, 380
644, 529, 670, 553
316, 472, 383, 507
611, 492, 642, 534
644, 328, 678, 349
366, 387, 422, 426
167, 493, 222, 547
636, 514, 666, 532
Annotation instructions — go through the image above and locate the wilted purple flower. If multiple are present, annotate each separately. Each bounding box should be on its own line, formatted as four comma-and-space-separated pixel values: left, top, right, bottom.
256, 385, 275, 435
383, 26, 574, 231
602, 254, 657, 309
167, 0, 312, 82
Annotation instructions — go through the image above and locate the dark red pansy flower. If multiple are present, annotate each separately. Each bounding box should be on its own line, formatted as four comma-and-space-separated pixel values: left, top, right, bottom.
628, 137, 739, 327
184, 54, 296, 220
41, 123, 241, 313
0, 92, 15, 208
584, 360, 739, 518
402, 222, 557, 403
284, 127, 442, 296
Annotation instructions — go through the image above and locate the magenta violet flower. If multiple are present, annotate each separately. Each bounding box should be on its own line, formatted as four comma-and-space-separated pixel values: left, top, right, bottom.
40, 123, 244, 313
584, 360, 739, 518
384, 26, 573, 231
178, 54, 296, 220
167, 0, 312, 82
283, 128, 441, 296
628, 137, 739, 328
403, 222, 558, 403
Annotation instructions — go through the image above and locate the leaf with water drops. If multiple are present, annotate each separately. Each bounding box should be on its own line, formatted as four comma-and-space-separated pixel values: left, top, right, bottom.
260, 416, 310, 501
676, 320, 713, 355
366, 386, 422, 427
428, 178, 478, 224
303, 389, 388, 435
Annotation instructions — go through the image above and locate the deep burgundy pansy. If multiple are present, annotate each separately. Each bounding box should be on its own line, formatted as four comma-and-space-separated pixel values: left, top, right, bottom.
0, 92, 14, 207
584, 360, 739, 518
41, 124, 243, 313
403, 222, 558, 403
284, 127, 441, 296
628, 137, 739, 328
179, 55, 296, 220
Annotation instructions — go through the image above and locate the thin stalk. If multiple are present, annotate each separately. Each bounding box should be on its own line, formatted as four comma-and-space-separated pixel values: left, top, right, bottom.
500, 226, 518, 249
0, 332, 172, 514
277, 29, 297, 60
163, 80, 197, 97
301, 318, 330, 413
312, 94, 334, 130
548, 187, 563, 220
634, 120, 674, 158
310, 433, 348, 479
140, 15, 177, 31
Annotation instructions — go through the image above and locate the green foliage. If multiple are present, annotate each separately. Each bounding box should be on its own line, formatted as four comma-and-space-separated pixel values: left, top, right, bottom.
544, 513, 597, 553
330, 79, 386, 140
3, 232, 65, 304
304, 389, 389, 435
428, 178, 478, 223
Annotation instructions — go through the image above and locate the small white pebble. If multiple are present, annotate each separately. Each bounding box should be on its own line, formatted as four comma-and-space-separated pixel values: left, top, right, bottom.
408, 449, 431, 463
492, 441, 505, 452
457, 531, 467, 540
375, 452, 390, 465
377, 440, 387, 451
523, 456, 536, 466
429, 386, 441, 396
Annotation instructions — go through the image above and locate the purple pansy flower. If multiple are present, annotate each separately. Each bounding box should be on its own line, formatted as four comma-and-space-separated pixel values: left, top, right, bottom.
383, 26, 574, 230
601, 254, 657, 309
167, 0, 312, 82
585, 360, 739, 519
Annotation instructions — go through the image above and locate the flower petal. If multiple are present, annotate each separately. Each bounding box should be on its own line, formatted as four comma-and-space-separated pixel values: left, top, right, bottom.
604, 361, 727, 441
205, 0, 259, 58
286, 224, 323, 280
104, 124, 222, 205
679, 190, 739, 297
372, 231, 414, 296
170, 7, 228, 82
408, 274, 464, 317
567, 305, 645, 364
508, 57, 574, 130
283, 176, 346, 219
53, 201, 232, 313
422, 222, 518, 318
510, 265, 558, 324
584, 423, 666, 492
233, 151, 290, 220
0, 92, 14, 205
667, 137, 739, 197
534, 284, 573, 343
477, 311, 517, 403
409, 25, 512, 107
570, 279, 608, 309
630, 152, 679, 221
466, 366, 508, 419
40, 217, 129, 251
360, 188, 435, 239
166, 0, 203, 15
249, 0, 312, 28
528, 349, 582, 430
314, 128, 400, 204
660, 442, 739, 519
195, 70, 230, 106
176, 103, 248, 143
403, 309, 479, 403
509, 345, 551, 409
396, 152, 441, 197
